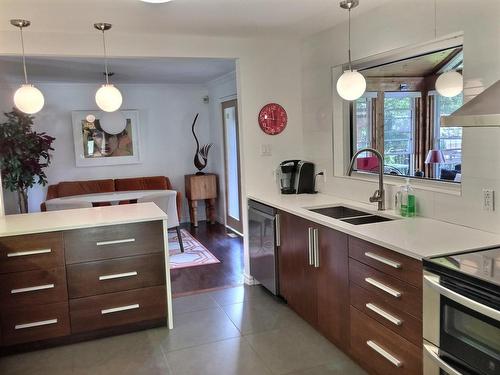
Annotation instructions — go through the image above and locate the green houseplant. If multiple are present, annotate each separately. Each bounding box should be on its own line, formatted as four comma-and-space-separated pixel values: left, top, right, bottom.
0, 108, 55, 213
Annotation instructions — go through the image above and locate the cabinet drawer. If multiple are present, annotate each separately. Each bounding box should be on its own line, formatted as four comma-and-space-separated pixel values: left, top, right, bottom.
1, 302, 70, 346
348, 237, 422, 288
70, 286, 166, 333
350, 306, 422, 375
349, 259, 422, 318
0, 232, 64, 274
350, 283, 422, 346
64, 221, 164, 264
0, 267, 68, 308
67, 253, 165, 298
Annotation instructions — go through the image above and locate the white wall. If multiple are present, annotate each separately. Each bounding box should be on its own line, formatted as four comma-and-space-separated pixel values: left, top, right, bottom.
0, 30, 304, 279
302, 0, 500, 234
207, 71, 238, 226
0, 82, 213, 222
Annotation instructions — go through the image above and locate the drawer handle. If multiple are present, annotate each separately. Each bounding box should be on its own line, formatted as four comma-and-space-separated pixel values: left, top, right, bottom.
364, 252, 401, 269
15, 318, 58, 330
365, 277, 402, 298
11, 284, 55, 294
7, 249, 51, 257
99, 271, 138, 281
365, 303, 402, 326
96, 238, 135, 246
366, 340, 402, 367
101, 303, 140, 315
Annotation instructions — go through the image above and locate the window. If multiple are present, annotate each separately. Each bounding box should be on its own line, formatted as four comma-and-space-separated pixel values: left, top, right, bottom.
348, 42, 464, 183
434, 93, 464, 178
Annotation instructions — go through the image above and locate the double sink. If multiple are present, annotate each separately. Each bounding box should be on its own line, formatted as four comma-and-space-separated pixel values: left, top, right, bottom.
308, 205, 396, 225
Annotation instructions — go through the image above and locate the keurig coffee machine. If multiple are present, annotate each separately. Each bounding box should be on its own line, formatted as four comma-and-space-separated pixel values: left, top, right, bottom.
278, 160, 315, 194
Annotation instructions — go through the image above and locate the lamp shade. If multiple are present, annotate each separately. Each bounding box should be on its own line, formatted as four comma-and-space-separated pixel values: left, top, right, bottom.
336, 70, 366, 101
436, 71, 463, 98
100, 111, 127, 134
14, 84, 45, 114
425, 149, 446, 164
95, 84, 123, 112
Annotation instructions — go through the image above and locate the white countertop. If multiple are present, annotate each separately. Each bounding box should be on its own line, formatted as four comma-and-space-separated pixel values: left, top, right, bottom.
0, 202, 167, 237
248, 191, 500, 260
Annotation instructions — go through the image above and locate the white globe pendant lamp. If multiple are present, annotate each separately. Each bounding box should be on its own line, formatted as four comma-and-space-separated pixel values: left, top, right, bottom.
94, 23, 123, 113
10, 19, 45, 114
336, 0, 366, 101
435, 71, 463, 98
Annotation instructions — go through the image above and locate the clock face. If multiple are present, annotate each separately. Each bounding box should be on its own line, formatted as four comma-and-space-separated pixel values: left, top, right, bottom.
258, 103, 288, 135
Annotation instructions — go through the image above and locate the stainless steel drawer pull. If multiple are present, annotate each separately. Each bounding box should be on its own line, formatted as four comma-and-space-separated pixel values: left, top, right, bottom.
364, 252, 401, 269
7, 249, 51, 257
365, 303, 402, 326
307, 227, 314, 266
366, 340, 402, 368
11, 284, 55, 294
275, 214, 281, 247
313, 228, 320, 268
101, 303, 140, 315
365, 277, 402, 298
99, 271, 138, 281
96, 238, 135, 246
15, 318, 58, 330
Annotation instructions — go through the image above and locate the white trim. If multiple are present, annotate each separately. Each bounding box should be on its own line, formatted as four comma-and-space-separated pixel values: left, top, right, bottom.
207, 70, 237, 88
243, 272, 259, 286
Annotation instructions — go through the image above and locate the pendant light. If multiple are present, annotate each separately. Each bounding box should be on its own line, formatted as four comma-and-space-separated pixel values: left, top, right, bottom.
10, 19, 45, 114
94, 23, 123, 113
336, 0, 366, 101
432, 0, 463, 98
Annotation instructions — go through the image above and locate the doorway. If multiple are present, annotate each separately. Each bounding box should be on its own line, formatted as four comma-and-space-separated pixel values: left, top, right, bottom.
221, 99, 243, 234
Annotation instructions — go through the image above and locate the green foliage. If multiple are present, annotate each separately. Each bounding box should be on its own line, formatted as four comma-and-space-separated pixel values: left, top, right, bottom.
0, 108, 55, 193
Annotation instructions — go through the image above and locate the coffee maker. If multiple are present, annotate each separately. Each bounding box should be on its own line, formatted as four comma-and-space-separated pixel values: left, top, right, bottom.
278, 160, 315, 194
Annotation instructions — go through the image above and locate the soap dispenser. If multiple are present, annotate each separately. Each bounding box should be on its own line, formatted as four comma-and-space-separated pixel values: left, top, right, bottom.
399, 178, 416, 217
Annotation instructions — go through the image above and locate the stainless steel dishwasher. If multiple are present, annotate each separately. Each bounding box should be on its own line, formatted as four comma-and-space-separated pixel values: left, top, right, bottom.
248, 199, 280, 295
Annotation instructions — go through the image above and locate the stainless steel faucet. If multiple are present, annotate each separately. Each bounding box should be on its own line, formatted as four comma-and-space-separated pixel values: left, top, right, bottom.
347, 148, 385, 211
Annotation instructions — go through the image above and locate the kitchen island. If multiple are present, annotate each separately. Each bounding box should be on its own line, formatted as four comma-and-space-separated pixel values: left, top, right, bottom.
0, 203, 172, 353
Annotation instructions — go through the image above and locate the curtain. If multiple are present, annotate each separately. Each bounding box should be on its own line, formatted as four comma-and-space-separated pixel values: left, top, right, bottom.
414, 93, 434, 178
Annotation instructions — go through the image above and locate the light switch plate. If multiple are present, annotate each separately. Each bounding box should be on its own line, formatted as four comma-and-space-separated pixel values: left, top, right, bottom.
483, 189, 495, 211
260, 144, 272, 156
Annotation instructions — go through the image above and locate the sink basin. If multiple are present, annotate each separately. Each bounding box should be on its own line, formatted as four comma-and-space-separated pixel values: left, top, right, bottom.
309, 206, 371, 219
341, 215, 394, 225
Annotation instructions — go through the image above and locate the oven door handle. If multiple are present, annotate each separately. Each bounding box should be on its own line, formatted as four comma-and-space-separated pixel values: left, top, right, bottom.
423, 342, 463, 375
424, 274, 500, 322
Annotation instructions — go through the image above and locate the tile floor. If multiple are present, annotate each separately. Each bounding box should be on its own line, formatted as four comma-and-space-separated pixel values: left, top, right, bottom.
0, 285, 366, 375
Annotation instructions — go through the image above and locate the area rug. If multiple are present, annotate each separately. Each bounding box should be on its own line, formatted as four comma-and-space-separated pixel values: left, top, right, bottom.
168, 229, 220, 269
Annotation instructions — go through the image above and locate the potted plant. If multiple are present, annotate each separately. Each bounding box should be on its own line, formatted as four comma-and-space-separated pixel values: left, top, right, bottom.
0, 108, 55, 213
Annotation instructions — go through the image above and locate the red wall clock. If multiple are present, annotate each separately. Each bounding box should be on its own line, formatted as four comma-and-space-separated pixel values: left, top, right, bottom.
258, 103, 288, 135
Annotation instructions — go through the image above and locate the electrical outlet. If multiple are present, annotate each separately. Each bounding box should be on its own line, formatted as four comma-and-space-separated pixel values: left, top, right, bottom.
482, 256, 494, 277
483, 189, 495, 211
260, 144, 272, 157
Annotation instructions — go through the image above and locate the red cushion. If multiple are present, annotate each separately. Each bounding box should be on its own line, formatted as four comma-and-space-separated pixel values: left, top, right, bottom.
114, 176, 171, 191
57, 179, 115, 198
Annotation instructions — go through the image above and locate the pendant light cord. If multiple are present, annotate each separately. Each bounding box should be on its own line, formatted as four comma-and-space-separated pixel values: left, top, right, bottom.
101, 29, 109, 84
19, 26, 28, 84
348, 6, 352, 71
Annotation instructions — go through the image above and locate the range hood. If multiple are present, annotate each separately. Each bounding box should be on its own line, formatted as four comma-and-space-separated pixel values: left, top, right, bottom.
441, 80, 500, 127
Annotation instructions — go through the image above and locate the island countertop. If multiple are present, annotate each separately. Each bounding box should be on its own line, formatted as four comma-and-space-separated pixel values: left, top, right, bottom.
0, 202, 167, 237
248, 191, 500, 260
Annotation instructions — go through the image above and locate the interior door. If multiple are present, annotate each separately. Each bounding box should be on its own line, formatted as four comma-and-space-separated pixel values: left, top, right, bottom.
221, 99, 243, 233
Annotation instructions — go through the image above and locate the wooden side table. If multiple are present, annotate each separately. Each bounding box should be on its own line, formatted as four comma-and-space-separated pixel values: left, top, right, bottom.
185, 173, 218, 227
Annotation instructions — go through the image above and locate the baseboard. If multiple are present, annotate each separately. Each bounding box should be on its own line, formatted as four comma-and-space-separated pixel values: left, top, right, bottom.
243, 273, 260, 286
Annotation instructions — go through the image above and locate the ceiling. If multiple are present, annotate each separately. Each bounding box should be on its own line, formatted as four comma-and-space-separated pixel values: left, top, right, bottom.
363, 47, 463, 78
0, 56, 236, 84
0, 0, 392, 38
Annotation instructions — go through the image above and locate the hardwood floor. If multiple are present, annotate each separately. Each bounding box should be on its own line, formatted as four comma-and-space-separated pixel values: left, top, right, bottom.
170, 221, 244, 296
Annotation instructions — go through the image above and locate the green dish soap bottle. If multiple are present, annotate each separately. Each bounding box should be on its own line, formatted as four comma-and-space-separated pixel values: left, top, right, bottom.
400, 178, 416, 217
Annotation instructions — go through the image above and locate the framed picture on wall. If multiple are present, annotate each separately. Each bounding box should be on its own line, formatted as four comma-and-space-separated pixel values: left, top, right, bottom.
71, 110, 141, 167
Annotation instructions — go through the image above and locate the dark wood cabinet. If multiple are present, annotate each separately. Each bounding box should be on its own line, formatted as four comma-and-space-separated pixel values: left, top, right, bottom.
278, 212, 317, 326
316, 226, 349, 349
278, 211, 349, 342
277, 209, 423, 375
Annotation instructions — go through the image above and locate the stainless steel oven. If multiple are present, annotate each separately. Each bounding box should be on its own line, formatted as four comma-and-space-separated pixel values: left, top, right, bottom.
423, 247, 500, 375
